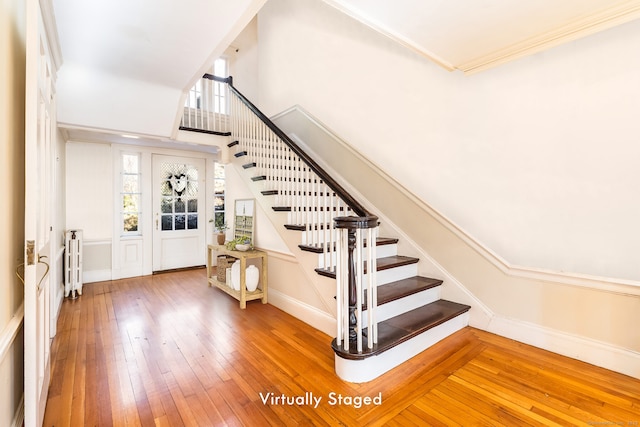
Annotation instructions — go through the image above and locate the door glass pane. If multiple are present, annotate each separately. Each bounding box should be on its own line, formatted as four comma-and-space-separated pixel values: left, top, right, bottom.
175, 215, 186, 230
187, 214, 198, 229
187, 199, 198, 213
161, 215, 173, 231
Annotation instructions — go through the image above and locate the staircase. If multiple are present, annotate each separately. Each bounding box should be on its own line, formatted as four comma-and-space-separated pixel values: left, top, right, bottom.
228, 137, 470, 381
191, 74, 471, 383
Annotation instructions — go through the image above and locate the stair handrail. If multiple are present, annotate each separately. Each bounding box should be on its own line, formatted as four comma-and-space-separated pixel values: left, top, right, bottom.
204, 73, 371, 218
211, 73, 379, 352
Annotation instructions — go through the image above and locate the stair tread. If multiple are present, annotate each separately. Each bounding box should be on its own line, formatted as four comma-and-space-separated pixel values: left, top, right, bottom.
370, 276, 443, 307
332, 300, 471, 360
315, 255, 418, 278
299, 237, 399, 254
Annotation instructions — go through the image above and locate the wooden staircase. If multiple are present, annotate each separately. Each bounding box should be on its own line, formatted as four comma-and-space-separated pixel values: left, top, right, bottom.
230, 140, 471, 383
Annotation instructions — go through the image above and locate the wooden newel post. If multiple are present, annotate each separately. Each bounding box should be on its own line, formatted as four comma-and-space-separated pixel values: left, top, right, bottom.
335, 215, 378, 345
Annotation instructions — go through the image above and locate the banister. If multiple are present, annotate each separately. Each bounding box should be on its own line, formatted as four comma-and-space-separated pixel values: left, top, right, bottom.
208, 73, 371, 218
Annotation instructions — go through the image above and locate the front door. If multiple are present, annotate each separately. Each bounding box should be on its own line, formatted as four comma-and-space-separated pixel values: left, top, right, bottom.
152, 155, 206, 271
24, 1, 54, 425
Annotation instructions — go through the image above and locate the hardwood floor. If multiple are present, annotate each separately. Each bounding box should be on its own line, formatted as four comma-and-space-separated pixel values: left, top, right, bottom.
44, 269, 640, 426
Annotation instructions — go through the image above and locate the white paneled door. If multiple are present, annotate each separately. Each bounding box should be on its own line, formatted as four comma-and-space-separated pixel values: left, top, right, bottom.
24, 1, 55, 425
152, 155, 206, 272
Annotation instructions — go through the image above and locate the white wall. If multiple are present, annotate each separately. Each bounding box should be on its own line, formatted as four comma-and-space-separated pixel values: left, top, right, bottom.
66, 142, 114, 240
257, 0, 640, 283
0, 0, 26, 424
228, 16, 259, 101
66, 140, 219, 281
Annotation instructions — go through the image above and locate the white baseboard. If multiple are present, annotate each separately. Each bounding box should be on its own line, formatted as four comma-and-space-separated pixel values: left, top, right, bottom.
82, 269, 112, 284
487, 316, 640, 379
268, 289, 335, 337
11, 394, 24, 427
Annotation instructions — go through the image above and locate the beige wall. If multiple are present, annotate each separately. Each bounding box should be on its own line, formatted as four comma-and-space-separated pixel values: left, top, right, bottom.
0, 0, 27, 424
255, 0, 640, 376
257, 0, 640, 284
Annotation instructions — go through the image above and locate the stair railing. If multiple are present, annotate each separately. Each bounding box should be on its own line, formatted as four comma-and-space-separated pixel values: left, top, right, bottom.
198, 74, 379, 352
181, 74, 231, 135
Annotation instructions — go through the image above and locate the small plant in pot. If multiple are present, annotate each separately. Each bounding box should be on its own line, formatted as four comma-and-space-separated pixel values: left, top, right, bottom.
210, 217, 228, 245
226, 236, 252, 251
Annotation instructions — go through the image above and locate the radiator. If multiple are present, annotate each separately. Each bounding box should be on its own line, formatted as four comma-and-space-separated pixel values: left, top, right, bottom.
65, 230, 83, 298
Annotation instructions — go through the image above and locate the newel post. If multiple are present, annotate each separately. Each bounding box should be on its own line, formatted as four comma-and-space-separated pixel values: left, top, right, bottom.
335, 215, 378, 349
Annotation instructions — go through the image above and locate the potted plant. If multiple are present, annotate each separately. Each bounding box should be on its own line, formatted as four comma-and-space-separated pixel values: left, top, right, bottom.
210, 217, 228, 245
226, 236, 252, 251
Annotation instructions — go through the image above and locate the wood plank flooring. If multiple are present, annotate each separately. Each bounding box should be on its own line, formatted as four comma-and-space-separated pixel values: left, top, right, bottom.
44, 269, 640, 426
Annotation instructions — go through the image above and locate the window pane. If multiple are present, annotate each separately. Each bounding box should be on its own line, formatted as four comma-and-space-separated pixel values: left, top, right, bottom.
160, 180, 172, 196
214, 58, 227, 77
123, 175, 139, 192
214, 179, 224, 194
175, 199, 185, 213
123, 214, 138, 232
214, 163, 225, 179
187, 214, 198, 229
161, 215, 173, 231
214, 196, 224, 211
186, 181, 198, 197
123, 194, 140, 212
123, 154, 139, 173
187, 198, 198, 213
161, 197, 173, 213
175, 215, 186, 230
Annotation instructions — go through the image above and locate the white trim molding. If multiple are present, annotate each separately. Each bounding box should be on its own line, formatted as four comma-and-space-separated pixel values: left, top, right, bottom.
0, 303, 24, 365
322, 0, 640, 75
459, 1, 640, 74
268, 289, 335, 337
488, 316, 640, 379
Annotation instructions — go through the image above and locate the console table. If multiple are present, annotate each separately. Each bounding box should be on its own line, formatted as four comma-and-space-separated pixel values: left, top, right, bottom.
206, 244, 268, 309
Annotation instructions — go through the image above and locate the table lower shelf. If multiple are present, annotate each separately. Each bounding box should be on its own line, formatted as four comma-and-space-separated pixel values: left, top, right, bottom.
208, 277, 266, 309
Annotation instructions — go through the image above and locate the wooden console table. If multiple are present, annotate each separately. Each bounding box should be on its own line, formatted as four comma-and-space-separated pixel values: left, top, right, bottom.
206, 245, 268, 309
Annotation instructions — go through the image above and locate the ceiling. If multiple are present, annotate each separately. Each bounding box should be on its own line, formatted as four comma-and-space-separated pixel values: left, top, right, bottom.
322, 0, 640, 74
50, 0, 640, 145
51, 0, 266, 143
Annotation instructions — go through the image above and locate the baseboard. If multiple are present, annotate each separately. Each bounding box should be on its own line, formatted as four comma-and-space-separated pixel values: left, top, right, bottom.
82, 269, 112, 284
268, 289, 335, 337
487, 316, 640, 379
11, 394, 24, 427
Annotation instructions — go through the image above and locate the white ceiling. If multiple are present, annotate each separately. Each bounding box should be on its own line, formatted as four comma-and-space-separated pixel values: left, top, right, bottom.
52, 0, 266, 142
50, 0, 640, 144
323, 0, 640, 73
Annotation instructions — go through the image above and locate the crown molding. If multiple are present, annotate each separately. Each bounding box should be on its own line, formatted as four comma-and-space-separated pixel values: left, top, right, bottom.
457, 0, 640, 74
321, 0, 455, 72
324, 0, 640, 75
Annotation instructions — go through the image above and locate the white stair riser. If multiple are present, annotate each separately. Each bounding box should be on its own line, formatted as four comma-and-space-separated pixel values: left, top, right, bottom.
334, 312, 469, 383
362, 286, 441, 323
315, 244, 398, 268
369, 264, 418, 286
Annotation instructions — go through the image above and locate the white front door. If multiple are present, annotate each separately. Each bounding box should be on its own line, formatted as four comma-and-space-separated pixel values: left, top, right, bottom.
152, 155, 206, 271
24, 1, 55, 425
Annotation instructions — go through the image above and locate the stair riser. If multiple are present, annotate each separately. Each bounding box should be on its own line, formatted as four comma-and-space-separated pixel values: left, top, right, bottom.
362, 286, 441, 323
315, 244, 398, 268
371, 264, 418, 286
334, 312, 469, 383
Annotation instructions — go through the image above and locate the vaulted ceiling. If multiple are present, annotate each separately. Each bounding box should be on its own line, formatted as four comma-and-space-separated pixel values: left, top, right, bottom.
51, 0, 640, 142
